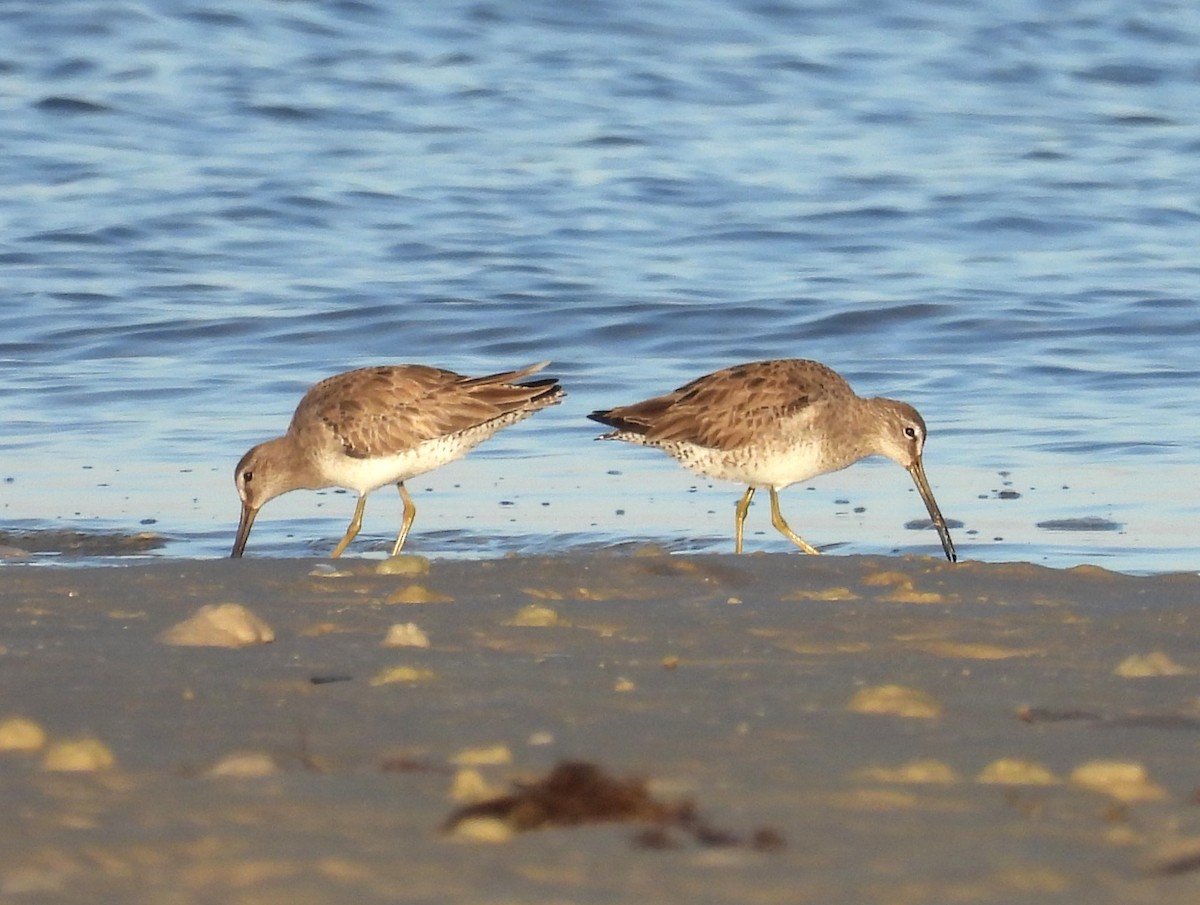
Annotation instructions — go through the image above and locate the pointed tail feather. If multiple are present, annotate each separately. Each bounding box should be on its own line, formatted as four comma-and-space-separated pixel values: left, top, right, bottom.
466, 360, 551, 387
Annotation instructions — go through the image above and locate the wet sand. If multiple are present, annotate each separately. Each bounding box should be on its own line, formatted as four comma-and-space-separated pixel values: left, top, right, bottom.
2, 551, 1200, 903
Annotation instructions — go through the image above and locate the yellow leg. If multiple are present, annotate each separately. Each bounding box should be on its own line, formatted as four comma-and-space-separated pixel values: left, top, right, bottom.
331, 494, 368, 559
734, 486, 756, 554
769, 488, 820, 555
390, 482, 417, 557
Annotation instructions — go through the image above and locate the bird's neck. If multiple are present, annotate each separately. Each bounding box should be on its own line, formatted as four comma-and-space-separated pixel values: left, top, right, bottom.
838, 396, 893, 461
269, 434, 327, 492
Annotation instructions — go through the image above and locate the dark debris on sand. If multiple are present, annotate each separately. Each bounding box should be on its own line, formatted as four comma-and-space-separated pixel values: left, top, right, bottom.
441, 760, 785, 852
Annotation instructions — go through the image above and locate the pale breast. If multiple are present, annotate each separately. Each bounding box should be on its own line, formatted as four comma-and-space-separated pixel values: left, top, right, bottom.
663, 438, 830, 489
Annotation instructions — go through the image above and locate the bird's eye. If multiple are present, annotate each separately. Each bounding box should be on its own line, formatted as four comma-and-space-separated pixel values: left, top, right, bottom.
903, 427, 917, 439
242, 471, 254, 484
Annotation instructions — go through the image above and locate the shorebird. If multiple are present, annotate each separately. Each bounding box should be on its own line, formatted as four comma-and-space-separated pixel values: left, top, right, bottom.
231, 361, 563, 558
588, 359, 956, 561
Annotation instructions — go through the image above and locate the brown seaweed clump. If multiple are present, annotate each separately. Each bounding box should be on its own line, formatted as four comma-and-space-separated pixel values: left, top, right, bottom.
441, 760, 784, 852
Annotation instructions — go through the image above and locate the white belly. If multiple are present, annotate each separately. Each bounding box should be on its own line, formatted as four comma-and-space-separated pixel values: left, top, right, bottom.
667, 439, 830, 490
315, 435, 479, 494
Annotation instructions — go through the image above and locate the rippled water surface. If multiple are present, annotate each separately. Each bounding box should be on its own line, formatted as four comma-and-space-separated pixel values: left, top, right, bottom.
1, 0, 1198, 572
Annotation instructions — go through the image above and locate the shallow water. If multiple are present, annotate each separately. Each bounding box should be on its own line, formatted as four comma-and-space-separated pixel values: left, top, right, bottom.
1, 0, 1198, 572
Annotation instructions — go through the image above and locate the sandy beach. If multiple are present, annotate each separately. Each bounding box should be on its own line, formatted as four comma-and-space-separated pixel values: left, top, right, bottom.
2, 551, 1200, 903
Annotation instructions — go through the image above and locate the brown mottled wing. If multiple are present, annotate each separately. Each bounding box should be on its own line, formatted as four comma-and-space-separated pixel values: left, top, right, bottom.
294, 362, 560, 458
592, 359, 853, 451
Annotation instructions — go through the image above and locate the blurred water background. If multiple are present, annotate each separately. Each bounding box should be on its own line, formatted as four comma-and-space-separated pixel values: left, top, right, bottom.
1, 0, 1197, 572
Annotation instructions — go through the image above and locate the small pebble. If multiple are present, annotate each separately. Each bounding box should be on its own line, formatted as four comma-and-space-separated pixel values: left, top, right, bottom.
450, 768, 498, 803
1115, 652, 1190, 677
376, 555, 430, 577
369, 665, 436, 686
505, 604, 564, 627
207, 751, 279, 777
849, 685, 942, 718
446, 816, 514, 843
381, 623, 431, 648
0, 717, 47, 753
41, 738, 116, 772
159, 604, 274, 648
386, 585, 453, 604
977, 758, 1059, 785
1070, 760, 1167, 802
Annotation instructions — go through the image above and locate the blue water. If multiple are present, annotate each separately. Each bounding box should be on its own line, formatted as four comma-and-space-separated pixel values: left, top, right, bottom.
1, 0, 1197, 572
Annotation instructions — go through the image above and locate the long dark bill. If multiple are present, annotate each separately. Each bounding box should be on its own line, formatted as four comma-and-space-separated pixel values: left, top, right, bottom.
230, 503, 258, 558
907, 459, 957, 563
